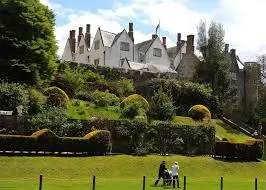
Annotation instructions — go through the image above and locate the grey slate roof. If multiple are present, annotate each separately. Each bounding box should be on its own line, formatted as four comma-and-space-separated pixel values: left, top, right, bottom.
167, 40, 186, 59
100, 29, 116, 47
135, 38, 155, 53
111, 30, 124, 46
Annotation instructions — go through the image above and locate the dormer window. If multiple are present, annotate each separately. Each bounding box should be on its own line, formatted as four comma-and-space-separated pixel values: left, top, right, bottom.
120, 42, 130, 51
153, 48, 162, 57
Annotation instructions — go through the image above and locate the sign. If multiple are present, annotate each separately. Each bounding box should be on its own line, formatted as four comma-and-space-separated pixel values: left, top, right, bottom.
0, 110, 13, 116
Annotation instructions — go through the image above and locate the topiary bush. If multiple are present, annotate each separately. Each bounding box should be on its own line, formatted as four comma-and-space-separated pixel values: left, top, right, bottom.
84, 129, 111, 154
44, 86, 69, 107
110, 77, 135, 97
91, 90, 120, 107
120, 94, 149, 119
188, 104, 211, 120
0, 82, 29, 114
28, 89, 46, 115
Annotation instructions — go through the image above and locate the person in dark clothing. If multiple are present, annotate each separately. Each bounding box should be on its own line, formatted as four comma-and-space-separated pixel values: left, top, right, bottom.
154, 161, 167, 186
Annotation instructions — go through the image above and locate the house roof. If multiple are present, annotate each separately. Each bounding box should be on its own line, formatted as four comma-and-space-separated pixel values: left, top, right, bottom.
111, 30, 124, 46
167, 40, 186, 59
123, 58, 177, 74
99, 29, 117, 47
135, 38, 156, 53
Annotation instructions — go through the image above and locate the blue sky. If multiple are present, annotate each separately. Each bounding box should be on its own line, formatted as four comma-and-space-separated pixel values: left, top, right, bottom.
41, 0, 266, 61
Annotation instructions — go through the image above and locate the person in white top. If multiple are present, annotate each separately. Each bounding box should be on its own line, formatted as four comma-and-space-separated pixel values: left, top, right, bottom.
171, 161, 180, 188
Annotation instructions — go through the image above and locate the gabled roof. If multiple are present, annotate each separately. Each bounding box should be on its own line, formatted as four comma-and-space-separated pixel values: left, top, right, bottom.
135, 38, 156, 53
99, 29, 117, 47
111, 30, 124, 46
167, 40, 186, 59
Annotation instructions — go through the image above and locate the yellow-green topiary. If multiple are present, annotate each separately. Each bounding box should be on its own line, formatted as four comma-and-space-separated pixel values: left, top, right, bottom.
188, 104, 211, 120
31, 128, 59, 138
120, 94, 149, 111
44, 86, 69, 107
120, 94, 149, 119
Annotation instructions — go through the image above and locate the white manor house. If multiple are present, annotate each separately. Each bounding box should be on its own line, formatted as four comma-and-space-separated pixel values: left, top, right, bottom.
61, 22, 214, 80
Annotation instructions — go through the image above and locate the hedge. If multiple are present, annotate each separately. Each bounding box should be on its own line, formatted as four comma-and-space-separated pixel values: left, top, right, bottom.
0, 129, 111, 155
213, 140, 264, 160
81, 118, 215, 155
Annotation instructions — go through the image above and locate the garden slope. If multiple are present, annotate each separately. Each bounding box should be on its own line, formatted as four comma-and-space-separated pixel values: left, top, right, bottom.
172, 116, 254, 143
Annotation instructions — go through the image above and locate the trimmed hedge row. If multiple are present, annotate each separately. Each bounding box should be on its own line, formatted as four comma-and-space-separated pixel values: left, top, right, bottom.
0, 129, 111, 155
213, 140, 264, 160
81, 118, 215, 155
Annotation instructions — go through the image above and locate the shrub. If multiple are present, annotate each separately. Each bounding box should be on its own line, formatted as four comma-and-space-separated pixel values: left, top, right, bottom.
0, 82, 29, 114
0, 129, 111, 154
110, 78, 135, 97
82, 118, 215, 155
50, 75, 75, 98
31, 129, 58, 138
26, 107, 82, 137
137, 79, 220, 117
28, 89, 46, 115
150, 86, 176, 121
120, 94, 149, 118
60, 65, 100, 94
91, 90, 120, 107
44, 86, 69, 107
188, 105, 211, 120
214, 140, 264, 160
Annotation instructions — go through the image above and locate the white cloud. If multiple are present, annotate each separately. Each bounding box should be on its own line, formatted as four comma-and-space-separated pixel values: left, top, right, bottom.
43, 0, 266, 62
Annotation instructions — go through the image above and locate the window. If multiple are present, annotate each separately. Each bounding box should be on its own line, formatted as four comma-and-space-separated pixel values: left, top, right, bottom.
139, 52, 145, 62
153, 48, 162, 57
79, 45, 84, 54
120, 42, 130, 51
95, 40, 100, 50
94, 59, 99, 66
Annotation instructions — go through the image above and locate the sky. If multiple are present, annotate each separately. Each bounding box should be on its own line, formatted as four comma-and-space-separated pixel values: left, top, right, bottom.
41, 0, 266, 62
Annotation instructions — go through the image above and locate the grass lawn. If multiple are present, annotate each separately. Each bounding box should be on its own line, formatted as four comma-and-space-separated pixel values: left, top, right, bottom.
0, 155, 265, 190
67, 99, 121, 120
172, 116, 254, 143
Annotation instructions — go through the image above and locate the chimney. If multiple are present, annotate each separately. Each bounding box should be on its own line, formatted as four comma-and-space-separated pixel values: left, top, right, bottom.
177, 33, 181, 42
78, 27, 83, 45
70, 30, 76, 53
230, 48, 236, 55
128, 22, 134, 42
152, 34, 157, 40
186, 34, 194, 54
85, 24, 91, 49
225, 43, 229, 53
162, 37, 167, 49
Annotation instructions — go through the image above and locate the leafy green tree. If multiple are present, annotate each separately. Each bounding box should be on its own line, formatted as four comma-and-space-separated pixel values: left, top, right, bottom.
0, 0, 57, 84
150, 86, 176, 121
195, 20, 231, 102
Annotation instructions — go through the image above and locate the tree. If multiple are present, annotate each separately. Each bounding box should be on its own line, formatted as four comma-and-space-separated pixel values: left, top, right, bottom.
195, 20, 231, 102
257, 54, 266, 84
150, 86, 176, 121
0, 0, 57, 85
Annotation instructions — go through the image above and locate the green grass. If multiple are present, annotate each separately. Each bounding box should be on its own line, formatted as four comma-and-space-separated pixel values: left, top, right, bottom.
0, 155, 265, 190
172, 116, 254, 143
67, 99, 121, 120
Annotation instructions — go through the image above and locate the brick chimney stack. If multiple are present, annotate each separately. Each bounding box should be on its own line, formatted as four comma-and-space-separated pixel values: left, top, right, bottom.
128, 22, 134, 42
78, 27, 83, 45
225, 43, 229, 53
152, 34, 157, 40
85, 24, 91, 49
186, 34, 194, 54
162, 37, 167, 49
177, 33, 181, 42
69, 30, 76, 53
